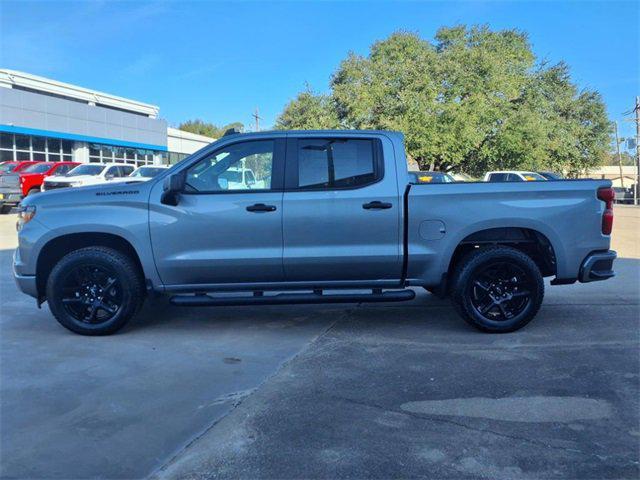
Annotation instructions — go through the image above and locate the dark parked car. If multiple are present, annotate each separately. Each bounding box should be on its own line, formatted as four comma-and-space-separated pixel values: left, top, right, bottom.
613, 186, 634, 204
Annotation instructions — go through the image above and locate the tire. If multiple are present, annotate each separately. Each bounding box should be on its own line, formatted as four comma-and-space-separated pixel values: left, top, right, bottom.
46, 247, 145, 335
450, 246, 544, 333
0, 205, 12, 214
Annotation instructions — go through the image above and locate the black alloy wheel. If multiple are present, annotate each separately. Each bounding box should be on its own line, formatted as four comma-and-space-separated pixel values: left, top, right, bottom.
470, 261, 532, 321
60, 264, 122, 324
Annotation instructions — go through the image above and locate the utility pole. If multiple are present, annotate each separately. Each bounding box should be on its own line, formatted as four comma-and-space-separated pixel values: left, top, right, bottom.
636, 96, 640, 206
623, 97, 640, 205
252, 107, 262, 132
614, 121, 625, 188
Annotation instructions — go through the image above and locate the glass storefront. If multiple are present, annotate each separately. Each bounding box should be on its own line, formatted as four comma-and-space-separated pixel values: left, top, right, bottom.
0, 132, 73, 162
88, 143, 157, 166
164, 151, 189, 165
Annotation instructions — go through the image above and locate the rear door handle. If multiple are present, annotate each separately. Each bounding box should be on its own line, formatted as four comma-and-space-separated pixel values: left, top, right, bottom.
246, 203, 277, 212
362, 201, 392, 210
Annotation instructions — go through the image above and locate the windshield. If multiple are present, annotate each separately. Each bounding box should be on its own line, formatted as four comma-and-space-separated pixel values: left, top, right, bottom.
130, 167, 166, 178
67, 164, 105, 176
23, 163, 53, 173
0, 162, 16, 173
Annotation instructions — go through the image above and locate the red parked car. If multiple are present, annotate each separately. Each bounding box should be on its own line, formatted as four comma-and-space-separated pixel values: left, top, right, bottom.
0, 160, 41, 176
0, 161, 79, 213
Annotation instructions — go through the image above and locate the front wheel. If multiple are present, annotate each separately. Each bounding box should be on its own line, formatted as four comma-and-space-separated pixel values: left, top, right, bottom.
46, 247, 145, 335
450, 246, 544, 333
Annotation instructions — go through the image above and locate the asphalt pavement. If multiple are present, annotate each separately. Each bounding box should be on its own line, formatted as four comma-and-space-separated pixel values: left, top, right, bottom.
0, 207, 638, 479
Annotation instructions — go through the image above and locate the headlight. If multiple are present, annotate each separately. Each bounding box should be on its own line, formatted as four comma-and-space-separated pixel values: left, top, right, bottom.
16, 205, 36, 232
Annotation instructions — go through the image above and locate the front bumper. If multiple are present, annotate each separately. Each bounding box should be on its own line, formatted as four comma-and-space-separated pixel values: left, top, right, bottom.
579, 250, 616, 283
13, 249, 38, 298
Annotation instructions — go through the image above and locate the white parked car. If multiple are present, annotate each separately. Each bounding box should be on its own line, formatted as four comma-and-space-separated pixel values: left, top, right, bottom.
42, 163, 135, 191
110, 165, 170, 183
219, 166, 265, 189
483, 171, 547, 182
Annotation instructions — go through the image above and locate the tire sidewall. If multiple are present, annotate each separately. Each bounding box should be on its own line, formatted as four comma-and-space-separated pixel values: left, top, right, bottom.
47, 249, 139, 335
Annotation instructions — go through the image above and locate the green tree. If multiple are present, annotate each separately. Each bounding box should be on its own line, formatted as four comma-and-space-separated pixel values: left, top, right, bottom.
277, 27, 611, 176
276, 86, 340, 130
178, 120, 244, 139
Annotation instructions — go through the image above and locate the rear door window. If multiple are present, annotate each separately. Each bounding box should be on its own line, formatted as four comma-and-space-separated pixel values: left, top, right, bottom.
294, 138, 380, 189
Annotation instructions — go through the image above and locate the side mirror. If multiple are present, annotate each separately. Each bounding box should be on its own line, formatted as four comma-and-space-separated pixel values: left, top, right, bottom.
218, 177, 229, 190
161, 172, 186, 206
105, 174, 115, 180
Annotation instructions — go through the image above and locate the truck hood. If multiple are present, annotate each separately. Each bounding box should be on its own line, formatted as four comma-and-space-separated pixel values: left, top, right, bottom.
21, 177, 156, 209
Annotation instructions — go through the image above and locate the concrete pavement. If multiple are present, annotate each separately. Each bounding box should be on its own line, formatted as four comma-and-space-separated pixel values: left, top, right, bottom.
0, 208, 638, 479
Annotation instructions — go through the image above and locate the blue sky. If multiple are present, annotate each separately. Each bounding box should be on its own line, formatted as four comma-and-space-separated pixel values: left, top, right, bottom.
1, 1, 638, 141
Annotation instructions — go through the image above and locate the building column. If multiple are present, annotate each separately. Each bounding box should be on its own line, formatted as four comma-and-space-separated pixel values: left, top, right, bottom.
153, 152, 164, 166
73, 142, 89, 163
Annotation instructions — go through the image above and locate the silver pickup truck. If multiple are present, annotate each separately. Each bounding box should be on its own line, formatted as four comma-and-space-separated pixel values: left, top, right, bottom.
13, 130, 616, 335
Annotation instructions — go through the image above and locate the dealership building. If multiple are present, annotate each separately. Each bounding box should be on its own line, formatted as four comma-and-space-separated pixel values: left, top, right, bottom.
0, 69, 214, 167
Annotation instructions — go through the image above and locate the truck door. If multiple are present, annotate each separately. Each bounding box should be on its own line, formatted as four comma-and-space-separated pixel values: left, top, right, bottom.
148, 138, 286, 286
282, 136, 402, 282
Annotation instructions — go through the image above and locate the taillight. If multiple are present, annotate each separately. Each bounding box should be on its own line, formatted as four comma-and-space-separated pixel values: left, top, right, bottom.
597, 187, 614, 235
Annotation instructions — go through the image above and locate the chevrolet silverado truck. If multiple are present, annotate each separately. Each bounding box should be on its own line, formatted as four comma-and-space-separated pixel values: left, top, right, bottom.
13, 130, 616, 335
0, 161, 79, 213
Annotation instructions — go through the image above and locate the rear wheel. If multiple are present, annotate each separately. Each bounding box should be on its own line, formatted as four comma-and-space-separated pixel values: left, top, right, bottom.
46, 247, 145, 335
450, 246, 544, 333
0, 205, 12, 214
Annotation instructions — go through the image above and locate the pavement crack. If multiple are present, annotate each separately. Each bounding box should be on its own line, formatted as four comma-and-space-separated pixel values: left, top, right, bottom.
149, 314, 345, 479
330, 394, 585, 455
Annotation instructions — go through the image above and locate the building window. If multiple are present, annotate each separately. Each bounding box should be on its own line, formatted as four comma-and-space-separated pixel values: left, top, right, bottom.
88, 143, 157, 166
0, 132, 76, 162
166, 151, 188, 165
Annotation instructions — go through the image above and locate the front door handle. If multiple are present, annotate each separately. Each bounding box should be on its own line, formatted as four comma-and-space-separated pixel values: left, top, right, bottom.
246, 203, 277, 212
363, 201, 392, 210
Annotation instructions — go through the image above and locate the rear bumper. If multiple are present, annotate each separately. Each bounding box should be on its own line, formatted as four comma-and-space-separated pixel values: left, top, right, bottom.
579, 250, 616, 283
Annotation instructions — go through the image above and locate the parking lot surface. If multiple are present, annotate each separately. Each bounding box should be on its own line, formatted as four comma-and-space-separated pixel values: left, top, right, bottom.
1, 208, 638, 479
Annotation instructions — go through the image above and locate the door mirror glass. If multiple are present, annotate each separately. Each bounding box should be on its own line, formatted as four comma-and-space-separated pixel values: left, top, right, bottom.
218, 177, 229, 190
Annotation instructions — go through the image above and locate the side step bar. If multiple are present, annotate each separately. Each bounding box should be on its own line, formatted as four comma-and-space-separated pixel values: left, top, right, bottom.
170, 289, 415, 307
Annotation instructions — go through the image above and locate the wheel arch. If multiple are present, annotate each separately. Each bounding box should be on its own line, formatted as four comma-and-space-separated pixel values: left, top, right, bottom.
36, 232, 145, 300
448, 227, 558, 281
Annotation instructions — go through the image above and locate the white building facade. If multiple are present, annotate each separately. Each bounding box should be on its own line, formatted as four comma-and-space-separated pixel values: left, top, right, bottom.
0, 69, 214, 167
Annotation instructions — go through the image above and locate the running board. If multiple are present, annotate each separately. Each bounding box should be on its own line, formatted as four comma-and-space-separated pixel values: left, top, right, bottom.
169, 289, 415, 307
